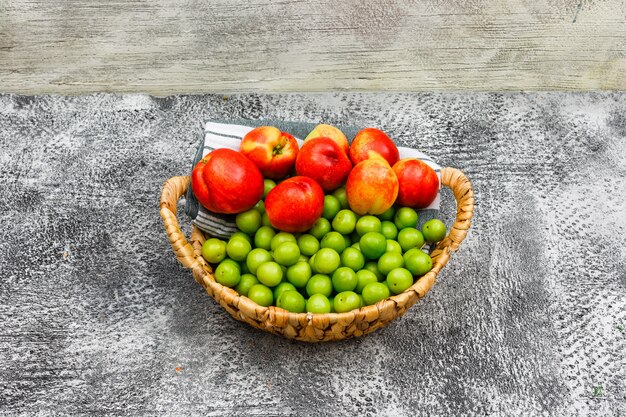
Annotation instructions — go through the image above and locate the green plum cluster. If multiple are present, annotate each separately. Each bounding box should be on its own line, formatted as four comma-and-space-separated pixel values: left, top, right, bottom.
201, 183, 447, 314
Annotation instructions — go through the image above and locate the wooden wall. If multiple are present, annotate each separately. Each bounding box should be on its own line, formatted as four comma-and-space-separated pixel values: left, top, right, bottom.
1, 0, 624, 94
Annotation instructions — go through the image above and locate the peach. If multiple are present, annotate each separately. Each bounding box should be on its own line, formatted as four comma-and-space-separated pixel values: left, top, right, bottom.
349, 128, 399, 167
191, 148, 264, 214
265, 176, 325, 233
393, 159, 439, 208
304, 124, 350, 155
346, 159, 399, 215
295, 137, 352, 192
240, 126, 298, 179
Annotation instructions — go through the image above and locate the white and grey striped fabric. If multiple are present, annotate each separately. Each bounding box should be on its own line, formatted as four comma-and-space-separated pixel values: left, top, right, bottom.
187, 121, 441, 242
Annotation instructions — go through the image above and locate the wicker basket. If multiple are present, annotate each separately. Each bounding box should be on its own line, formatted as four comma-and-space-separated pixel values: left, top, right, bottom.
160, 167, 474, 342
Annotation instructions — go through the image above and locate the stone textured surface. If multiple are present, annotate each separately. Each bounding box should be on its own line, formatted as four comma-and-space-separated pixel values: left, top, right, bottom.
1, 0, 625, 94
0, 93, 625, 416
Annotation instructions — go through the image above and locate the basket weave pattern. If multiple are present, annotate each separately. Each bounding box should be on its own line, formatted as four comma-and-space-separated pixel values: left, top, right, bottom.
160, 167, 474, 342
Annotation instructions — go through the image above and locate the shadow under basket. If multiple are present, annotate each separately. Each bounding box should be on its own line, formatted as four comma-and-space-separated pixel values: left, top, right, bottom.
160, 167, 474, 342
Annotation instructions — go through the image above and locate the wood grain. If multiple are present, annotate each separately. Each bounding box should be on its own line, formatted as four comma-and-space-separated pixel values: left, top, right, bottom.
0, 0, 625, 94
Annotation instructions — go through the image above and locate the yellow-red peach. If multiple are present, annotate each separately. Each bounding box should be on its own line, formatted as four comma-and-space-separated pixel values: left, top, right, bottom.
304, 124, 350, 155
346, 159, 399, 215
240, 126, 298, 179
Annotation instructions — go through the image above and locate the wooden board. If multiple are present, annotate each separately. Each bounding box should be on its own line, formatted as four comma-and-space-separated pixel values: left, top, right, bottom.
0, 0, 625, 94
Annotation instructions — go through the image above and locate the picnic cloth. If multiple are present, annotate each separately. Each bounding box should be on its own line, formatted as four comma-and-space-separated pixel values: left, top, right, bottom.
185, 120, 441, 244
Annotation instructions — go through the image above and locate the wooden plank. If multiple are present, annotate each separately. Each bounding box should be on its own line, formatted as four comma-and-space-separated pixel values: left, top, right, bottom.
0, 0, 625, 94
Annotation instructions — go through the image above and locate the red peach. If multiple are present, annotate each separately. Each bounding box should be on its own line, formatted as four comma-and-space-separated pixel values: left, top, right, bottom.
265, 176, 325, 233
392, 159, 439, 208
192, 148, 264, 214
349, 128, 400, 167
295, 137, 352, 192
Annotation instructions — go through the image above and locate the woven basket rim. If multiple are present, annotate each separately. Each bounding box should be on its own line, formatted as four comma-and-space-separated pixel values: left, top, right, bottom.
160, 167, 474, 341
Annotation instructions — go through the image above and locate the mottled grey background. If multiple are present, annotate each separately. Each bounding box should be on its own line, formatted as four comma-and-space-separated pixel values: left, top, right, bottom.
0, 93, 624, 416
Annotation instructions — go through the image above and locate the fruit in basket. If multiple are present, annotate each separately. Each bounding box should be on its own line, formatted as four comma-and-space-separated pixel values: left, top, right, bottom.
239, 126, 299, 179
355, 269, 378, 293
235, 274, 259, 296
295, 137, 352, 192
191, 148, 264, 214
345, 159, 399, 215
256, 261, 283, 287
273, 282, 297, 301
349, 128, 399, 166
247, 284, 273, 307
333, 291, 361, 313
159, 124, 475, 343
397, 228, 425, 252
273, 241, 301, 266
422, 219, 447, 243
404, 248, 433, 276
201, 238, 227, 264
304, 124, 350, 155
313, 248, 341, 275
306, 274, 333, 297
265, 176, 325, 233
332, 187, 349, 209
214, 259, 241, 287
286, 261, 312, 287
362, 282, 390, 306
235, 209, 262, 235
392, 159, 439, 208
386, 267, 414, 294
394, 207, 419, 229
322, 195, 342, 220
277, 290, 306, 313
226, 235, 252, 261
191, 145, 449, 316
306, 294, 332, 313
359, 232, 387, 260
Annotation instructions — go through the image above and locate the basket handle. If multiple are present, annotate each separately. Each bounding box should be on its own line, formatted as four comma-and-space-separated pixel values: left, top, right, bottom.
159, 168, 473, 269
159, 176, 203, 271
437, 167, 474, 252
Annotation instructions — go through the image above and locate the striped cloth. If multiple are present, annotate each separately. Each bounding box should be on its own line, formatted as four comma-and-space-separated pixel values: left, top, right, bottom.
185, 121, 441, 243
